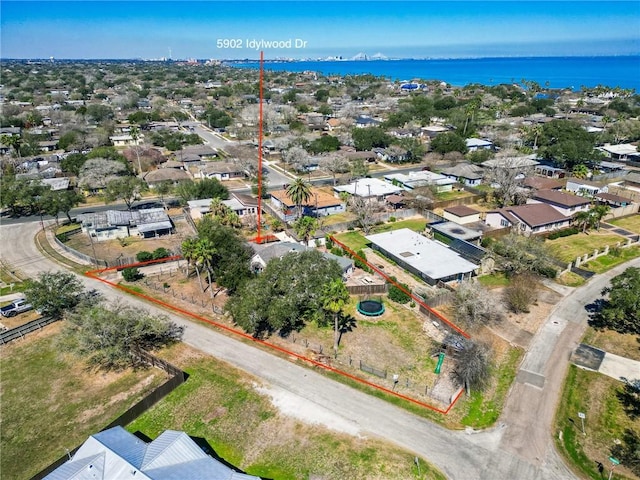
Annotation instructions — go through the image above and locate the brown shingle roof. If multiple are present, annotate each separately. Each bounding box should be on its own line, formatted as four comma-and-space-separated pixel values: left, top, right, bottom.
522, 176, 564, 191
596, 192, 634, 204
495, 203, 568, 228
444, 205, 479, 217
533, 189, 591, 207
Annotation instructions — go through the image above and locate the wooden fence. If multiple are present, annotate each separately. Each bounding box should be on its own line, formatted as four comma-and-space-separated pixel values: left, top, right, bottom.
346, 283, 388, 295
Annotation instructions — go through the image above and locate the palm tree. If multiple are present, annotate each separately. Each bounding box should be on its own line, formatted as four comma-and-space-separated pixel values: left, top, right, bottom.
294, 215, 318, 246
286, 178, 312, 219
181, 237, 197, 280
590, 205, 610, 231
573, 210, 592, 233
322, 279, 351, 356
194, 238, 217, 296
571, 164, 590, 179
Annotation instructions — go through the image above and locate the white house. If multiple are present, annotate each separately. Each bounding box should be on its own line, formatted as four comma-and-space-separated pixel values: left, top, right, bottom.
528, 189, 591, 216
334, 178, 403, 201
485, 203, 571, 234
465, 138, 493, 152
187, 194, 258, 221
109, 135, 141, 147
384, 171, 456, 192
366, 229, 478, 285
599, 144, 639, 161
565, 177, 608, 197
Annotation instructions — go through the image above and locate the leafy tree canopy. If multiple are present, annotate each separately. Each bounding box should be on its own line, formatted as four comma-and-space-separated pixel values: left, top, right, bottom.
24, 271, 86, 318
308, 135, 341, 154
174, 178, 229, 205
227, 250, 342, 337
430, 132, 467, 154
537, 119, 601, 168
352, 127, 392, 151
590, 267, 640, 335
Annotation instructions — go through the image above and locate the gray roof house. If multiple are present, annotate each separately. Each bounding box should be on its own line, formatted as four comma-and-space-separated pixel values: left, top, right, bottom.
366, 229, 478, 285
251, 242, 354, 277
78, 208, 173, 241
43, 426, 259, 480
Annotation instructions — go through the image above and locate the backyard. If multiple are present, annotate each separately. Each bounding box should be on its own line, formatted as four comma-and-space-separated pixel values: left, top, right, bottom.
0, 324, 167, 480
547, 231, 627, 263
334, 217, 427, 251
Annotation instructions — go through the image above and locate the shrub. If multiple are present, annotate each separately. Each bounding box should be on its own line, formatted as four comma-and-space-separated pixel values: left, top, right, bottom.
353, 249, 371, 272
389, 216, 397, 222
546, 227, 579, 240
152, 247, 171, 260
504, 274, 539, 313
325, 235, 334, 250
610, 246, 622, 257
388, 276, 411, 304
136, 251, 153, 262
330, 247, 344, 257
122, 267, 142, 282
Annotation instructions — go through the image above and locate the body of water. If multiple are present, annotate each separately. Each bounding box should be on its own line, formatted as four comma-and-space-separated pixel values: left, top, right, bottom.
230, 56, 640, 91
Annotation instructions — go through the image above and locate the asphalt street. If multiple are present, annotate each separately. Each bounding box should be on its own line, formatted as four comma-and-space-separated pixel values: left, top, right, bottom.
4, 219, 636, 479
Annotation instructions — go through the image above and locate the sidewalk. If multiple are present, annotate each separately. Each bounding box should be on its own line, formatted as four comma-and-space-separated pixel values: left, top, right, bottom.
43, 226, 92, 266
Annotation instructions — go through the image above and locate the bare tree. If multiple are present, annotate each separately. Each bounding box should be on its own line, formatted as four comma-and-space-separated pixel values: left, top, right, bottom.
453, 281, 505, 328
452, 339, 492, 395
282, 146, 309, 172
348, 196, 383, 234
484, 156, 534, 207
320, 154, 349, 186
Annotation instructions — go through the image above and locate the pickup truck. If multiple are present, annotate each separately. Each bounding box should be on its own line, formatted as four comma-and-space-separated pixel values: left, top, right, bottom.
0, 298, 33, 317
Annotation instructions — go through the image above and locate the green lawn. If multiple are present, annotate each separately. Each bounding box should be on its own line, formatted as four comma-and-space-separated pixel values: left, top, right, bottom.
477, 272, 510, 288
0, 327, 166, 480
608, 214, 640, 234
434, 190, 474, 201
555, 366, 639, 480
547, 232, 626, 263
128, 344, 446, 480
581, 246, 640, 274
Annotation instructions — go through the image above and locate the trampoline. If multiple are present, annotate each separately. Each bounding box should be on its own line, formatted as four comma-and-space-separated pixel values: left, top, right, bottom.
357, 299, 385, 317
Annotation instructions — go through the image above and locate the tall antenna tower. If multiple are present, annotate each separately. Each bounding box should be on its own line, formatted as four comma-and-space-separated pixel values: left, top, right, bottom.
168, 47, 172, 60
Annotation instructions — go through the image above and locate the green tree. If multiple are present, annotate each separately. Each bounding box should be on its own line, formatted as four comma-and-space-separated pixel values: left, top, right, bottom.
61, 302, 183, 370
105, 176, 146, 211
154, 181, 172, 210
537, 119, 601, 169
321, 278, 351, 355
227, 250, 342, 337
201, 106, 232, 128
61, 152, 88, 175
194, 237, 217, 296
352, 127, 392, 151
573, 210, 592, 233
129, 125, 143, 174
58, 131, 78, 151
294, 215, 318, 246
24, 272, 86, 319
286, 178, 312, 219
430, 132, 467, 154
174, 178, 229, 205
590, 267, 640, 335
349, 157, 369, 179
308, 135, 340, 154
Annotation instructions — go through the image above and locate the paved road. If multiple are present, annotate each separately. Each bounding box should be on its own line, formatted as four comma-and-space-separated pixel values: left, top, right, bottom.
5, 220, 637, 478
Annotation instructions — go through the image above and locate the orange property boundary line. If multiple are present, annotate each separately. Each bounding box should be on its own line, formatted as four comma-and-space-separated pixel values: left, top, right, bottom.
85, 256, 464, 414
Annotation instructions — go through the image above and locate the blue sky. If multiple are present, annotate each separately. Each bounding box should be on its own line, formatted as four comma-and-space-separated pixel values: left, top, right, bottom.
1, 1, 639, 59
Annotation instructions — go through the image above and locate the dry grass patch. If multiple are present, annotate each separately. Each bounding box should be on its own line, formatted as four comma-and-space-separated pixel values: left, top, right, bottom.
609, 214, 640, 234
582, 327, 640, 361
0, 323, 167, 480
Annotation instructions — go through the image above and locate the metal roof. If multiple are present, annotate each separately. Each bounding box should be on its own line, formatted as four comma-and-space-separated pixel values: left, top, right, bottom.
366, 229, 478, 281
44, 426, 260, 480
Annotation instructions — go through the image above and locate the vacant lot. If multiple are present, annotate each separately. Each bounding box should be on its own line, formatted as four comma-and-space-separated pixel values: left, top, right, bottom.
582, 327, 640, 361
609, 214, 640, 234
555, 366, 640, 480
547, 231, 626, 263
0, 324, 167, 480
128, 343, 446, 480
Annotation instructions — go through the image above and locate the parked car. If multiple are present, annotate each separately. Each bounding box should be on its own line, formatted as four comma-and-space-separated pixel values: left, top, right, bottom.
0, 298, 33, 317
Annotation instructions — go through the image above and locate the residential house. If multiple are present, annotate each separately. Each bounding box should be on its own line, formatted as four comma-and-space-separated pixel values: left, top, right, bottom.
534, 164, 566, 178
465, 138, 493, 152
420, 125, 450, 138
193, 162, 246, 181
440, 163, 484, 186
251, 241, 354, 277
385, 194, 406, 209
522, 176, 564, 191
565, 177, 608, 197
334, 178, 403, 201
109, 135, 140, 147
188, 194, 259, 221
270, 187, 345, 222
623, 171, 640, 190
595, 192, 634, 208
599, 144, 639, 162
78, 208, 173, 241
38, 140, 59, 152
142, 168, 190, 186
443, 205, 481, 225
43, 425, 260, 480
40, 177, 70, 191
528, 189, 591, 216
485, 203, 571, 234
366, 229, 478, 285
384, 171, 456, 192
354, 115, 381, 128
427, 221, 483, 245
181, 145, 218, 159
482, 155, 539, 170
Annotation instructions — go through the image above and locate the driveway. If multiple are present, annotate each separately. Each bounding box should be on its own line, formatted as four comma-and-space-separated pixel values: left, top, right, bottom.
7, 220, 639, 479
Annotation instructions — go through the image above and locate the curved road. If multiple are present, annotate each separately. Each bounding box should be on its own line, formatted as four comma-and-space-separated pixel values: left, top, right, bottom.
4, 220, 637, 479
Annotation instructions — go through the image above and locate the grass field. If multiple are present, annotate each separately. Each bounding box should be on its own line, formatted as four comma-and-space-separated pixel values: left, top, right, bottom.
609, 214, 640, 234
477, 272, 510, 288
555, 366, 639, 480
128, 343, 447, 480
0, 325, 166, 480
547, 232, 626, 263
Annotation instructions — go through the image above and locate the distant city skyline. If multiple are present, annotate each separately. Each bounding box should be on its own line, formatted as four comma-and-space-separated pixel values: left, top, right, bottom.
1, 1, 639, 60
